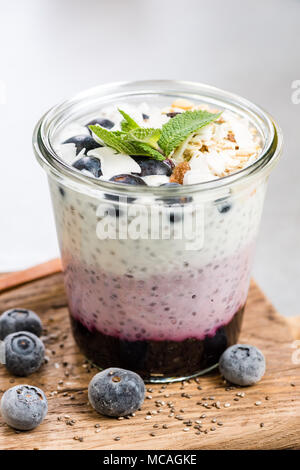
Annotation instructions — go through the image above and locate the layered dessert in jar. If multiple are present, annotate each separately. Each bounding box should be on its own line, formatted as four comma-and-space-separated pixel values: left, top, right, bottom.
33, 81, 281, 382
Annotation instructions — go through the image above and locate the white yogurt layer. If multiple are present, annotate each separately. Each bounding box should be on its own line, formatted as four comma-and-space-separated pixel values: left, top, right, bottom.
50, 175, 266, 279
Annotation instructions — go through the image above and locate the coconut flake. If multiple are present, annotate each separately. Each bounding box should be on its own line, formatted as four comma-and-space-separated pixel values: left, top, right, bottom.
87, 147, 141, 180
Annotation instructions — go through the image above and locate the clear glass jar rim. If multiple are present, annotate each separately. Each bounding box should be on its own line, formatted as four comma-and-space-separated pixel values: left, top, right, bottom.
32, 80, 282, 197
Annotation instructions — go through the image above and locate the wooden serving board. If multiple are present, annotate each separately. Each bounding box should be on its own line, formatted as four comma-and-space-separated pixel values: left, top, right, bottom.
0, 273, 299, 450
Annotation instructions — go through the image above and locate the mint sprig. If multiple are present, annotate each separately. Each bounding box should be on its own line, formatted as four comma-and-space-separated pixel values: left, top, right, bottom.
89, 125, 138, 154
118, 109, 139, 132
89, 108, 221, 161
90, 125, 165, 160
158, 110, 221, 156
129, 128, 161, 149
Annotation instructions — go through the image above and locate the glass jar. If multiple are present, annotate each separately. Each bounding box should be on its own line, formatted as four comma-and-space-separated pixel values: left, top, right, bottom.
33, 80, 282, 382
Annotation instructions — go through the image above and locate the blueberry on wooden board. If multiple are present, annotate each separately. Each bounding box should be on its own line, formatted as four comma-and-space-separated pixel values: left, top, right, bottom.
1, 385, 48, 430
0, 308, 42, 340
88, 368, 145, 417
5, 331, 45, 376
219, 344, 266, 386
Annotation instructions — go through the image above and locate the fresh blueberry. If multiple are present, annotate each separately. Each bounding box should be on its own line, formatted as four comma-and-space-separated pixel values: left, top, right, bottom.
132, 157, 172, 177
109, 174, 147, 186
166, 112, 181, 118
5, 332, 45, 376
63, 135, 101, 155
219, 344, 266, 386
160, 182, 181, 188
88, 368, 145, 417
105, 174, 146, 214
162, 158, 175, 171
86, 118, 114, 133
72, 156, 102, 178
0, 308, 43, 340
215, 197, 232, 214
1, 384, 48, 431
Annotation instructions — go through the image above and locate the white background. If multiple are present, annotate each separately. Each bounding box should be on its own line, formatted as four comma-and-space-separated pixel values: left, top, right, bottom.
0, 0, 299, 317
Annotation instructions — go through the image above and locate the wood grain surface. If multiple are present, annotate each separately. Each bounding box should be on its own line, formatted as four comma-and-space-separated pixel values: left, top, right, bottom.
0, 273, 299, 450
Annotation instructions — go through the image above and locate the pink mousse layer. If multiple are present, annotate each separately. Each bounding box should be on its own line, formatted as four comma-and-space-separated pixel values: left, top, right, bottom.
62, 243, 255, 342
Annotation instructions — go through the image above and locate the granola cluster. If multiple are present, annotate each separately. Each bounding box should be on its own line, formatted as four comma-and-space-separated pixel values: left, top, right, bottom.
170, 161, 191, 185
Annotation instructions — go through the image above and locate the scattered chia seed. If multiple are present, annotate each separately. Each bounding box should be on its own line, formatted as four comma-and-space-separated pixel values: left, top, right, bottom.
175, 415, 184, 420
260, 422, 265, 428
224, 403, 231, 408
114, 436, 121, 441
183, 420, 193, 426
255, 401, 262, 406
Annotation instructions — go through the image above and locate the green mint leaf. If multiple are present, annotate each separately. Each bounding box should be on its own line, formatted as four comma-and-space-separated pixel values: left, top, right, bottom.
118, 109, 140, 132
158, 110, 221, 156
129, 128, 161, 149
90, 125, 165, 161
133, 143, 165, 161
90, 125, 138, 154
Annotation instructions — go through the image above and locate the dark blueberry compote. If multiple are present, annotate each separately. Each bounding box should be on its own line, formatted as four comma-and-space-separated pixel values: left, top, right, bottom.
70, 306, 244, 381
